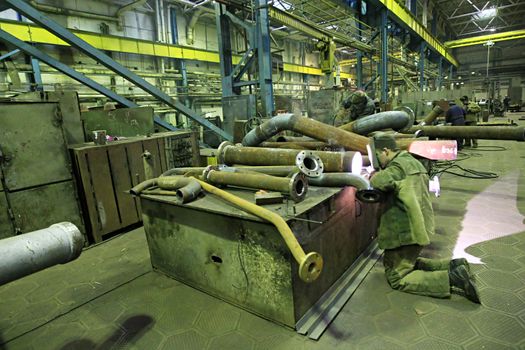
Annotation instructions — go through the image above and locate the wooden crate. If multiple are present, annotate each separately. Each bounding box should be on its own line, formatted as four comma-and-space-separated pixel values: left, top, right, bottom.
70, 132, 198, 242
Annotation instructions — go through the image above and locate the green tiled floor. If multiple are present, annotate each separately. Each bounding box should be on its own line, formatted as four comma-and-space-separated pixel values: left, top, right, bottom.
1, 115, 525, 349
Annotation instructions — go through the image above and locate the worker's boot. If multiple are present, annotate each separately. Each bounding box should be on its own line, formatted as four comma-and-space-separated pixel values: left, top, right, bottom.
449, 265, 481, 304
450, 258, 470, 273
472, 141, 478, 148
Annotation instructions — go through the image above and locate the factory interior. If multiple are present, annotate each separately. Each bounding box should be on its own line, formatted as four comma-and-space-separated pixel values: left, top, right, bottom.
1, 0, 525, 349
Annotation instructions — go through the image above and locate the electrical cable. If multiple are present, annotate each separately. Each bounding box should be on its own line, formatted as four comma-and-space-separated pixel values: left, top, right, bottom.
429, 151, 498, 180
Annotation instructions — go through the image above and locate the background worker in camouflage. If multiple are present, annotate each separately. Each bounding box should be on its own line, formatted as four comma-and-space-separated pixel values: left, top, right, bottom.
460, 96, 482, 148
370, 134, 481, 303
333, 90, 376, 126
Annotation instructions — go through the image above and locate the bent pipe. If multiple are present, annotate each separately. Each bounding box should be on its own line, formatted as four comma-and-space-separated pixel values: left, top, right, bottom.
307, 173, 383, 203
339, 111, 413, 135
130, 176, 202, 204
0, 222, 84, 286
163, 166, 300, 178
203, 167, 308, 202
404, 125, 525, 141
218, 142, 363, 173
242, 113, 369, 153
192, 177, 323, 283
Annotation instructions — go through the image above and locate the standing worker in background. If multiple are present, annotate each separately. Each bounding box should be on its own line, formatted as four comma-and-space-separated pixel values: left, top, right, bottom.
333, 90, 376, 126
460, 96, 481, 148
370, 134, 481, 303
445, 101, 466, 150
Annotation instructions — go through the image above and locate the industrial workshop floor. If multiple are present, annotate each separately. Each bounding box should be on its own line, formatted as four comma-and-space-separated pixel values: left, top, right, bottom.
2, 115, 525, 350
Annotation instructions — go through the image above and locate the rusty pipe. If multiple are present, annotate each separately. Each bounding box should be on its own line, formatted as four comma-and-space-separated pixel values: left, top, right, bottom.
242, 113, 369, 153
218, 142, 363, 173
130, 176, 202, 204
203, 167, 308, 202
418, 105, 445, 126
192, 177, 323, 283
307, 173, 370, 190
405, 125, 525, 141
162, 165, 300, 177
260, 141, 330, 150
339, 111, 413, 135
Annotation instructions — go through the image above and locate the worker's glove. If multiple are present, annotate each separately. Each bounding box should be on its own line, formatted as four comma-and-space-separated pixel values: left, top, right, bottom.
429, 175, 440, 197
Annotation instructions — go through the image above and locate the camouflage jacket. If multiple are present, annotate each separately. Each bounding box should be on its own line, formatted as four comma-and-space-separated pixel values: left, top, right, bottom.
370, 151, 435, 250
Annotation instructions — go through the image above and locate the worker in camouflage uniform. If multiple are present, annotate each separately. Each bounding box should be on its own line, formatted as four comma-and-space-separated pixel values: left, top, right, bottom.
333, 90, 376, 126
460, 96, 481, 148
370, 134, 480, 303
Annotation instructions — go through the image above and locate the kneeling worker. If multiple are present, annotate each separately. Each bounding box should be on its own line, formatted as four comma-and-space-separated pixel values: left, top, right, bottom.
370, 134, 481, 303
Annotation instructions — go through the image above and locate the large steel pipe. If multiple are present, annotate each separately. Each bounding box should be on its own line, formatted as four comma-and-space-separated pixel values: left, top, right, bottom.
203, 167, 308, 202
260, 141, 329, 150
242, 114, 369, 153
339, 111, 413, 135
405, 125, 525, 141
162, 165, 300, 177
419, 105, 444, 126
0, 222, 84, 286
218, 142, 363, 173
191, 178, 323, 283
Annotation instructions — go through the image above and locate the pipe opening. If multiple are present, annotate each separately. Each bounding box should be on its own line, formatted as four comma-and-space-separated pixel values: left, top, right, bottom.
308, 262, 317, 273
211, 255, 223, 264
176, 190, 184, 203
295, 179, 306, 196
303, 157, 317, 171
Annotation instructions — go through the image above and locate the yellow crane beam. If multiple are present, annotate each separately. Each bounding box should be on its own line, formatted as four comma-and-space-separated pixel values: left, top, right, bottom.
445, 29, 525, 48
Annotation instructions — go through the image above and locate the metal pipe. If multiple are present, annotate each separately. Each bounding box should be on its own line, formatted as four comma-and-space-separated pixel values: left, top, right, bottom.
0, 222, 84, 286
218, 142, 363, 173
116, 0, 147, 29
203, 167, 308, 202
186, 8, 204, 45
339, 111, 413, 135
191, 177, 323, 283
130, 176, 202, 204
28, 0, 120, 22
307, 173, 370, 190
242, 114, 370, 153
419, 105, 444, 126
260, 141, 329, 150
275, 136, 315, 142
162, 165, 299, 177
404, 125, 525, 141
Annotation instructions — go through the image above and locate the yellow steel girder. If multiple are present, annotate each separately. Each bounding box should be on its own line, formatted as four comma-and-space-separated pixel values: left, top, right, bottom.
378, 0, 459, 67
445, 29, 525, 48
0, 20, 345, 78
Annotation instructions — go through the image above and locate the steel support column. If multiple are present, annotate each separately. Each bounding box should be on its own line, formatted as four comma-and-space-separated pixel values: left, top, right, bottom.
215, 3, 236, 97
380, 8, 388, 103
437, 57, 443, 91
356, 50, 363, 89
170, 7, 189, 108
4, 0, 231, 141
419, 42, 426, 91
256, 0, 274, 118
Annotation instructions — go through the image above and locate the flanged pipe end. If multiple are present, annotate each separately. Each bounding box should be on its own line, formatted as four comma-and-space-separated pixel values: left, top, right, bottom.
299, 252, 323, 283
295, 151, 324, 178
289, 173, 308, 202
356, 188, 384, 203
217, 141, 234, 164
394, 106, 416, 132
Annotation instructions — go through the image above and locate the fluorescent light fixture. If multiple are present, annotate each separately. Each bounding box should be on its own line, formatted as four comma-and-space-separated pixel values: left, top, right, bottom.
489, 28, 496, 32
274, 1, 293, 11
474, 7, 497, 20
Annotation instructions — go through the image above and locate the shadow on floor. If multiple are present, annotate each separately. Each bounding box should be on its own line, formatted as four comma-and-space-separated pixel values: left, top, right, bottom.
60, 315, 154, 350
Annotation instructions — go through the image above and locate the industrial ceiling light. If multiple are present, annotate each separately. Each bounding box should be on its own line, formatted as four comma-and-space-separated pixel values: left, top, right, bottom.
474, 7, 497, 20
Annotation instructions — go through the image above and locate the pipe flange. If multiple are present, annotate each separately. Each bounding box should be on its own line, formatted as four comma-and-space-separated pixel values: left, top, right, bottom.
202, 165, 218, 181
394, 106, 416, 133
299, 252, 324, 283
295, 151, 324, 178
289, 173, 308, 202
356, 188, 384, 203
217, 141, 234, 165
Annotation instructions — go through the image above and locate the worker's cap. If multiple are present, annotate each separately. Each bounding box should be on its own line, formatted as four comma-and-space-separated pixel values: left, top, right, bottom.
350, 90, 367, 104
373, 133, 398, 151
460, 95, 469, 102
